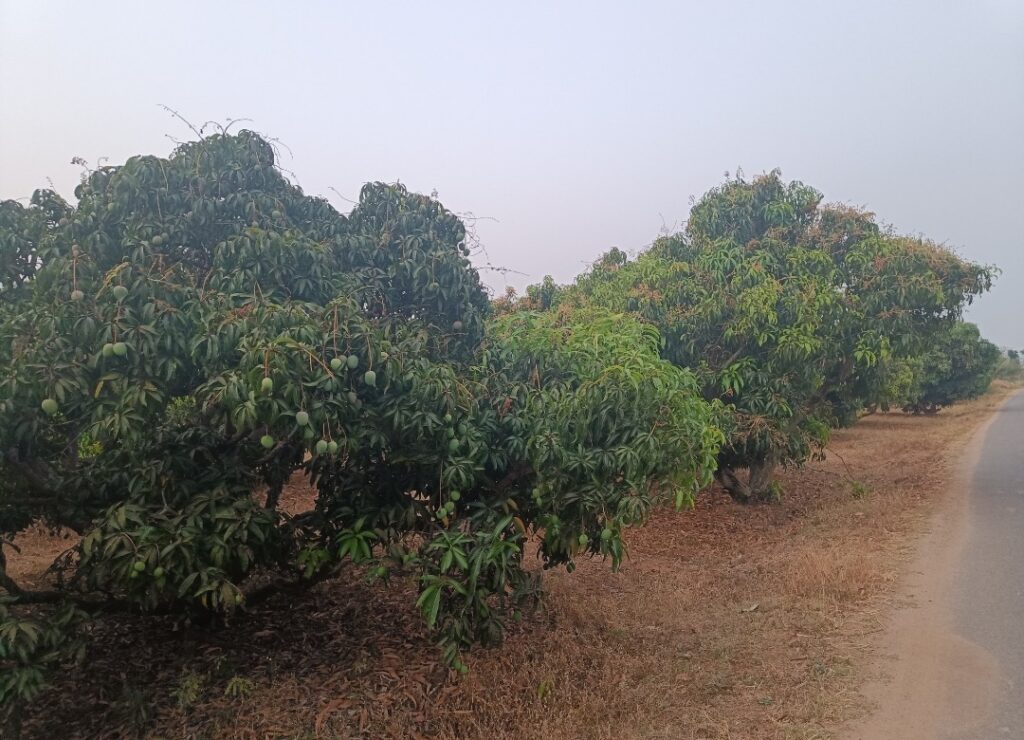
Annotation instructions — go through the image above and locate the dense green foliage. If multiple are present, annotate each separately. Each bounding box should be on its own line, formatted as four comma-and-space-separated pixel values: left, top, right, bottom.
534, 172, 993, 501
0, 133, 721, 724
995, 350, 1023, 383
0, 138, 1003, 735
903, 321, 1001, 413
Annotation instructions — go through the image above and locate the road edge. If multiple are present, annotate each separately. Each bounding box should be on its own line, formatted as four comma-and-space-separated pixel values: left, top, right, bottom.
839, 388, 1023, 740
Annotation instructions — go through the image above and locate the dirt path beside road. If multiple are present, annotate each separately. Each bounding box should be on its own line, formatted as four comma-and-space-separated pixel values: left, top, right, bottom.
846, 388, 1023, 740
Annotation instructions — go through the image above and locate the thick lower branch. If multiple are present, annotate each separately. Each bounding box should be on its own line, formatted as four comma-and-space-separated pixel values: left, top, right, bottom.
714, 458, 778, 504
264, 480, 284, 510
3, 447, 58, 496
493, 463, 534, 495
0, 556, 99, 606
242, 562, 342, 606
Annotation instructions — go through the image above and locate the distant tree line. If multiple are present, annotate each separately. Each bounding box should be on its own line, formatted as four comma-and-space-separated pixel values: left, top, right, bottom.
504, 171, 998, 501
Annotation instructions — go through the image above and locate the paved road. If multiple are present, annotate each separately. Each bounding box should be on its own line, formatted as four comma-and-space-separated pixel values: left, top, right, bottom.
948, 390, 1024, 738
846, 391, 1024, 740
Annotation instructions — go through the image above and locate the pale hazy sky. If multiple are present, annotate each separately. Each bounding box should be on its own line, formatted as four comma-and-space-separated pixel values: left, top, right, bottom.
2, 1, 1022, 345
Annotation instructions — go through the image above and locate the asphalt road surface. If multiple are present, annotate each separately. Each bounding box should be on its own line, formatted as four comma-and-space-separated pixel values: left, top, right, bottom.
848, 390, 1024, 740
948, 390, 1024, 738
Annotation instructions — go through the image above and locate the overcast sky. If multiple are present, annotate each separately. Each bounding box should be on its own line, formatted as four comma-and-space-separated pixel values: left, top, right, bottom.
2, 1, 1022, 345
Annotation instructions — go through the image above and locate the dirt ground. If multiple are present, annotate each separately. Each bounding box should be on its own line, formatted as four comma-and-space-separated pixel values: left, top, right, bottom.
8, 383, 1017, 739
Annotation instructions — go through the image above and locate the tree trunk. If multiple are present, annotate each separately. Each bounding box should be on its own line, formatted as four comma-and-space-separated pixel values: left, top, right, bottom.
264, 479, 284, 510
714, 458, 779, 504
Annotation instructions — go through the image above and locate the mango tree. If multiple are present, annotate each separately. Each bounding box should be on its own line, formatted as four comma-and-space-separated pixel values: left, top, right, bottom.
902, 321, 1001, 413
548, 171, 992, 501
0, 132, 721, 728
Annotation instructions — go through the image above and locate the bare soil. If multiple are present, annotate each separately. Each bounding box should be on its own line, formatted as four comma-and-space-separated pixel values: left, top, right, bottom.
9, 383, 1017, 739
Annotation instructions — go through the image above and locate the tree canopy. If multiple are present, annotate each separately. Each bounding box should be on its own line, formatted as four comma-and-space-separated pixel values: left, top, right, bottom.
0, 132, 722, 723
903, 321, 1001, 413
539, 171, 993, 500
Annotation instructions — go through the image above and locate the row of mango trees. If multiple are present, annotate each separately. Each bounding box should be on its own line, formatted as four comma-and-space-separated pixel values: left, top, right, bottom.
0, 132, 998, 729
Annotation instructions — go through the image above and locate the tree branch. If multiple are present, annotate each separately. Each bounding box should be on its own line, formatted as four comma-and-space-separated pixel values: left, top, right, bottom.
0, 543, 66, 604
242, 562, 342, 607
3, 447, 58, 496
493, 463, 534, 495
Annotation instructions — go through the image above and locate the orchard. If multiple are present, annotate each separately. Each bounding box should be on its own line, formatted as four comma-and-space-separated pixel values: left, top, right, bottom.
0, 137, 1001, 733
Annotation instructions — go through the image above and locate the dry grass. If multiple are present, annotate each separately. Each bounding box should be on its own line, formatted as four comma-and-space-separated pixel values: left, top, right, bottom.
4, 523, 78, 590
9, 383, 1018, 739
